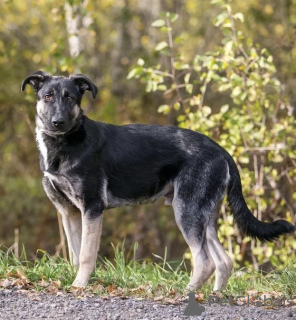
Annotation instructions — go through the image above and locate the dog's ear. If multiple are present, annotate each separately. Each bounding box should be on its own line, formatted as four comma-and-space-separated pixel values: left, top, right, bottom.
69, 74, 98, 99
21, 71, 50, 92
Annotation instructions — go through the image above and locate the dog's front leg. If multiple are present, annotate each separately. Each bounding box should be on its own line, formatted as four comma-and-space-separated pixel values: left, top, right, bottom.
72, 211, 103, 288
61, 213, 82, 269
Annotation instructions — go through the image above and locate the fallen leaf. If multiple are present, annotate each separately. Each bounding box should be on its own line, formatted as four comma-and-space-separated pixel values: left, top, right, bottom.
110, 287, 123, 297
31, 296, 42, 302
38, 279, 49, 287
51, 280, 61, 288
107, 284, 117, 293
285, 299, 296, 306
154, 295, 164, 302
17, 289, 30, 294
164, 298, 179, 305
210, 291, 223, 298
130, 285, 146, 293
271, 291, 283, 298
236, 296, 247, 304
16, 268, 28, 280
1, 279, 13, 288
94, 284, 104, 291
195, 292, 204, 302
47, 285, 58, 294
260, 293, 272, 300
247, 290, 258, 296
6, 271, 18, 278
12, 278, 33, 290
71, 287, 85, 297
168, 289, 177, 297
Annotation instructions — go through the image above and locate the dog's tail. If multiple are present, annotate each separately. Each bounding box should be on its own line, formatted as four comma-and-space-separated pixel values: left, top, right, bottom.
226, 157, 295, 241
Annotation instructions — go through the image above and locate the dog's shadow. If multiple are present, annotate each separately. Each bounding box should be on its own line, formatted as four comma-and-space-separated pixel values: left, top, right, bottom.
184, 292, 205, 316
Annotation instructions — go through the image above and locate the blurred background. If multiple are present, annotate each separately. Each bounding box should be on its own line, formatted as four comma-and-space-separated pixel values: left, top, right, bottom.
0, 0, 295, 269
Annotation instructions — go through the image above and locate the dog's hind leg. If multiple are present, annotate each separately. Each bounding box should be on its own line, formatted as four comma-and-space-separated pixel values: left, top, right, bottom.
206, 210, 233, 291
72, 212, 104, 288
173, 157, 231, 290
186, 239, 215, 290
172, 195, 215, 290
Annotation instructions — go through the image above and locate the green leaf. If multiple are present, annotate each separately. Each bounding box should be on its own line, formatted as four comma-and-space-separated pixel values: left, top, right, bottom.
155, 41, 168, 51
137, 58, 145, 66
190, 95, 201, 106
146, 80, 157, 92
158, 104, 170, 114
232, 86, 241, 97
212, 74, 221, 81
202, 106, 212, 116
151, 19, 166, 27
220, 104, 229, 113
186, 84, 193, 94
233, 12, 244, 22
174, 62, 190, 70
126, 67, 141, 79
218, 83, 232, 92
213, 12, 228, 27
157, 84, 167, 91
160, 26, 171, 33
174, 102, 181, 110
273, 154, 284, 163
174, 36, 184, 44
184, 73, 191, 84
167, 12, 179, 22
250, 48, 258, 59
224, 40, 233, 55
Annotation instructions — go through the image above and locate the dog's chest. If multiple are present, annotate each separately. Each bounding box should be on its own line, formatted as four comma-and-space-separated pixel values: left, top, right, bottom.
36, 130, 67, 172
36, 131, 83, 210
36, 130, 49, 170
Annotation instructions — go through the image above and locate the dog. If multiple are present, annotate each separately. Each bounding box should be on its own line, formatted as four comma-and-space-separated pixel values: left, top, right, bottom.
21, 71, 295, 290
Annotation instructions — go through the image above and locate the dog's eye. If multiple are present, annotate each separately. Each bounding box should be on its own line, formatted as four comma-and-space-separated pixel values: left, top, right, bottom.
44, 94, 51, 101
67, 96, 73, 101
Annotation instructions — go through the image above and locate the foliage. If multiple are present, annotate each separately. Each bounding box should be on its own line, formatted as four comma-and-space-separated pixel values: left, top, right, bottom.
128, 0, 296, 268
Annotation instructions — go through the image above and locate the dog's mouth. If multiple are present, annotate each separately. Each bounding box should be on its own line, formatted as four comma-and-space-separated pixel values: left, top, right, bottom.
36, 114, 82, 137
38, 122, 80, 137
38, 129, 68, 136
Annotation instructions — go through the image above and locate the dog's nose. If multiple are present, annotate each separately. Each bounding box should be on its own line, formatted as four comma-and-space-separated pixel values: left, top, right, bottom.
52, 119, 65, 129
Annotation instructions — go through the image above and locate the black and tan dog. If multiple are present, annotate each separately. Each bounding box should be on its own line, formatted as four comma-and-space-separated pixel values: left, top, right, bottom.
21, 71, 295, 290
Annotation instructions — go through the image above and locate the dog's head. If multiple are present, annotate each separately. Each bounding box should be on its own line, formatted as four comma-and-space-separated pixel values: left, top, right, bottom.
21, 71, 98, 134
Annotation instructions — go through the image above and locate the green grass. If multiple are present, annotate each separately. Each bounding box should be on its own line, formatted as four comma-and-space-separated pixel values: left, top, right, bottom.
0, 244, 295, 302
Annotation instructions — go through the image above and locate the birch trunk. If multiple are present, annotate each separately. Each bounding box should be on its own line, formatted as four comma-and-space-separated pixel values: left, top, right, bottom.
64, 2, 83, 58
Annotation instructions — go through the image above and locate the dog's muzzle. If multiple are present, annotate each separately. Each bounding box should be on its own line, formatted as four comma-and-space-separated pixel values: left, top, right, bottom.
52, 118, 65, 130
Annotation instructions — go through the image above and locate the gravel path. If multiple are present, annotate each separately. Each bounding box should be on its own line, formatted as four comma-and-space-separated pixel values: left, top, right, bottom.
0, 288, 295, 320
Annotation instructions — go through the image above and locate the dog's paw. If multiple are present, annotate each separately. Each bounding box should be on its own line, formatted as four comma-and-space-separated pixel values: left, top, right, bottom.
186, 283, 197, 291
71, 279, 87, 288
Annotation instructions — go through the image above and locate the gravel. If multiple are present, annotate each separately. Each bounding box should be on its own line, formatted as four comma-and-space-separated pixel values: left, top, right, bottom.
0, 288, 295, 320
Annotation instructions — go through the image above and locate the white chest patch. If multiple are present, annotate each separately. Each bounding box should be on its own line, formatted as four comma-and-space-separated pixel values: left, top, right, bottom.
36, 129, 48, 170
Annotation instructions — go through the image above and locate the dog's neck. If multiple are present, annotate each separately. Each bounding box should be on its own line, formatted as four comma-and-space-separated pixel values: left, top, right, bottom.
35, 115, 86, 172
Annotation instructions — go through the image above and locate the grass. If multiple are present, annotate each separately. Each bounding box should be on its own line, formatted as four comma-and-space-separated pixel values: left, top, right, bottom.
0, 243, 295, 303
